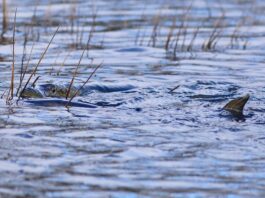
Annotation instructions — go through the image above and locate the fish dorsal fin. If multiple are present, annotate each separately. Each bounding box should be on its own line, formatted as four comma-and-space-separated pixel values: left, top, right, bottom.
223, 94, 250, 114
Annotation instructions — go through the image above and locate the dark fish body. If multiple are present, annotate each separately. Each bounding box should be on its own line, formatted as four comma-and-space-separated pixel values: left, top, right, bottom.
20, 83, 136, 98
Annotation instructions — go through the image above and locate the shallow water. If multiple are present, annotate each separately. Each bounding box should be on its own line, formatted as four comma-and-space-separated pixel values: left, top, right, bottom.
1, 0, 265, 197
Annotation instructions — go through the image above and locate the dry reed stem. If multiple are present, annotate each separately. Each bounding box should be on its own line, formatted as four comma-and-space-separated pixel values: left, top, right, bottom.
202, 14, 224, 51
7, 8, 17, 102
230, 16, 247, 49
86, 10, 97, 56
66, 62, 103, 107
148, 9, 161, 47
165, 15, 176, 50
180, 20, 189, 51
243, 40, 248, 50
172, 4, 192, 59
57, 50, 72, 75
1, 0, 8, 36
16, 28, 29, 96
65, 46, 88, 99
49, 50, 61, 75
57, 52, 70, 74
66, 11, 97, 99
17, 26, 60, 101
134, 6, 146, 45
65, 58, 81, 99
31, 76, 40, 87
70, 0, 77, 34
1, 89, 7, 99
168, 85, 180, 93
75, 19, 80, 48
44, 1, 52, 33
18, 40, 35, 91
79, 26, 85, 47
187, 26, 200, 52
139, 27, 147, 46
180, 4, 194, 52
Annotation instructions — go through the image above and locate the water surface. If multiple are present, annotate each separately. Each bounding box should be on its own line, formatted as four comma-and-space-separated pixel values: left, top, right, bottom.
0, 0, 265, 197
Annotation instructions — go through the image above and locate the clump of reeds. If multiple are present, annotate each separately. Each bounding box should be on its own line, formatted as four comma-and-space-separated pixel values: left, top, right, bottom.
135, 3, 201, 60
17, 26, 60, 101
229, 16, 249, 50
67, 8, 99, 51
135, 2, 250, 60
70, 9, 100, 53
202, 14, 225, 51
